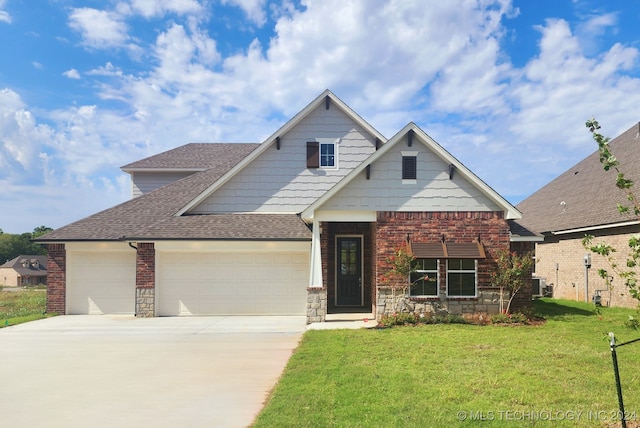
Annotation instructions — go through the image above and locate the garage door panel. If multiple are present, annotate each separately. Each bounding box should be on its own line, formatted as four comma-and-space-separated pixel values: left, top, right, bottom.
67, 252, 136, 315
158, 251, 308, 316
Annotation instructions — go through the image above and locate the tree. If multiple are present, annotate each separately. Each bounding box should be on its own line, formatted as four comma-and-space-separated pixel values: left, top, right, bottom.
582, 118, 640, 302
0, 226, 52, 263
380, 242, 419, 312
489, 249, 534, 314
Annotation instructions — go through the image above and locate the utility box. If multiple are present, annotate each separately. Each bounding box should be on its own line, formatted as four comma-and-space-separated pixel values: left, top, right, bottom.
584, 254, 592, 268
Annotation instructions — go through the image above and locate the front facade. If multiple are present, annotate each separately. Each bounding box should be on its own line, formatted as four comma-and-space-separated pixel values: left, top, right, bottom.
37, 91, 533, 322
517, 122, 640, 308
0, 255, 48, 288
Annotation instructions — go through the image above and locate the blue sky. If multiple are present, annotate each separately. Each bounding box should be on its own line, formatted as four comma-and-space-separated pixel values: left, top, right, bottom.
1, 0, 640, 233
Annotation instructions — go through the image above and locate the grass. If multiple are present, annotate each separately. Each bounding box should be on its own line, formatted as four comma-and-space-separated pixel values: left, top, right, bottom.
0, 288, 50, 327
253, 298, 640, 427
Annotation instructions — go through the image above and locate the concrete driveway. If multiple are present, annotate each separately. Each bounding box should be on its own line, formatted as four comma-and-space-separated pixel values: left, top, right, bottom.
0, 315, 306, 428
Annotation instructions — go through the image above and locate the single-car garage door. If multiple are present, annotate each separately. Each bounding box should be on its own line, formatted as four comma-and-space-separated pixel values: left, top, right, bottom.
157, 251, 308, 316
66, 250, 136, 315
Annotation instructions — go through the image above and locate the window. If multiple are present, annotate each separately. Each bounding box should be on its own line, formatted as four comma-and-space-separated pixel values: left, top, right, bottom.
320, 143, 335, 167
307, 139, 338, 169
447, 258, 477, 297
410, 259, 439, 297
402, 155, 417, 180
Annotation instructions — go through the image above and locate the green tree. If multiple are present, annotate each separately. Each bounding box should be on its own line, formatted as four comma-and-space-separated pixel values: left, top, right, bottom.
0, 226, 52, 263
489, 249, 534, 314
582, 118, 640, 302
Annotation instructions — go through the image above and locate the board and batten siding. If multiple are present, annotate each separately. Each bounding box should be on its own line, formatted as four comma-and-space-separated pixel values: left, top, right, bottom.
131, 171, 198, 198
322, 135, 502, 212
190, 105, 378, 214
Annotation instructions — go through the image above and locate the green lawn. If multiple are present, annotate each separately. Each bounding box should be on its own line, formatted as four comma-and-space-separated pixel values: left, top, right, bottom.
253, 299, 640, 427
0, 289, 49, 327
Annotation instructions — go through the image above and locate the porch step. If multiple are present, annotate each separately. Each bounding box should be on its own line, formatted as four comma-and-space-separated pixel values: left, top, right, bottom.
326, 312, 374, 321
307, 313, 377, 330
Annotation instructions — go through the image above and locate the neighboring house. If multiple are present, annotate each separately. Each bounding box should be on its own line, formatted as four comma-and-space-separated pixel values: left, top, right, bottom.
517, 122, 640, 308
35, 90, 535, 322
0, 255, 48, 287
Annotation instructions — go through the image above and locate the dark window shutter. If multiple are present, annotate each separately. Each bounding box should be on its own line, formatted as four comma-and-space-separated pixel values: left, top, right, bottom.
402, 156, 417, 179
307, 141, 319, 168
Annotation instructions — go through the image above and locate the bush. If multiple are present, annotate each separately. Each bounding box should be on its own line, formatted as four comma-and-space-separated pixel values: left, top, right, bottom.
490, 312, 529, 325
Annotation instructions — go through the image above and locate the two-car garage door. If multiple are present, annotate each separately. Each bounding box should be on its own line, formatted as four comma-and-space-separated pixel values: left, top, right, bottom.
156, 251, 308, 316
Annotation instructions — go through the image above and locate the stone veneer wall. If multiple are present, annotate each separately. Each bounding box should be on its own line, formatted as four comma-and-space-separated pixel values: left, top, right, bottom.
306, 287, 327, 323
377, 287, 506, 317
45, 243, 66, 314
135, 242, 155, 317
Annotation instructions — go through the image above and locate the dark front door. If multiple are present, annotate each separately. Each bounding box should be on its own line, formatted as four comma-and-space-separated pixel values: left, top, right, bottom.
336, 237, 362, 306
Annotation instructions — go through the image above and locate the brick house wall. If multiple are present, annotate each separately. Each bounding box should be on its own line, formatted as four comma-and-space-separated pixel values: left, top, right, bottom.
509, 241, 535, 313
135, 242, 155, 317
374, 211, 517, 317
535, 225, 640, 308
45, 244, 66, 314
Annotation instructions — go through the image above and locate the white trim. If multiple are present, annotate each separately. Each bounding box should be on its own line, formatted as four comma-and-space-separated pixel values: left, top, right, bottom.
301, 122, 521, 221
309, 219, 323, 288
314, 210, 377, 222
552, 220, 640, 235
175, 90, 387, 216
446, 258, 478, 298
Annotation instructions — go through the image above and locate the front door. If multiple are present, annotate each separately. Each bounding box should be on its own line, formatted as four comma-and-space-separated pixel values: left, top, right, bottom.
336, 237, 362, 306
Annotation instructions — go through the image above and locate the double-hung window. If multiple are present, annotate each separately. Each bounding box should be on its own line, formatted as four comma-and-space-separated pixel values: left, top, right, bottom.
446, 258, 477, 297
410, 259, 439, 297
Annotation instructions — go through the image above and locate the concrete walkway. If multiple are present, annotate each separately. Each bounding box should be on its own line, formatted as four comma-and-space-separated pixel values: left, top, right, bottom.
0, 315, 306, 428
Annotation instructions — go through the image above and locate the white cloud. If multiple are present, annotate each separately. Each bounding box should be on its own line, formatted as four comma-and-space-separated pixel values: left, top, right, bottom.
0, 0, 10, 23
63, 68, 81, 79
68, 8, 129, 48
124, 0, 205, 18
222, 0, 267, 26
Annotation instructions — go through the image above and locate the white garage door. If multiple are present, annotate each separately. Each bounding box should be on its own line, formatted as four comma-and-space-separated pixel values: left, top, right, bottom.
66, 251, 136, 315
157, 251, 308, 316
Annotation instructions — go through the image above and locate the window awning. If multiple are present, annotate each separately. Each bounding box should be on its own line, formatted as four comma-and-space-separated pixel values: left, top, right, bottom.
411, 241, 486, 259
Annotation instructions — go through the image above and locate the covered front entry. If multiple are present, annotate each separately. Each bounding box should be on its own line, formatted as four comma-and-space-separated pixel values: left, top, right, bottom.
324, 222, 375, 313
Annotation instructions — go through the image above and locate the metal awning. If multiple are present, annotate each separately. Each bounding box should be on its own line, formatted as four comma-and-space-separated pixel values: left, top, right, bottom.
411, 241, 486, 259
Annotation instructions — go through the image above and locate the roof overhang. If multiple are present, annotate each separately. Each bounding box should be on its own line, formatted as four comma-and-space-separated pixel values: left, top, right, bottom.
551, 220, 640, 235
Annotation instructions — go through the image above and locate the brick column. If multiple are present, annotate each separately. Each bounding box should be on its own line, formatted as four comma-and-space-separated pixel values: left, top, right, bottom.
46, 244, 66, 314
136, 243, 155, 317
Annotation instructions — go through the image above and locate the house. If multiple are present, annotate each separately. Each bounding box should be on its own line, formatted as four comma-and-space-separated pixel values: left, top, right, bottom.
517, 122, 640, 308
35, 90, 535, 322
0, 255, 47, 287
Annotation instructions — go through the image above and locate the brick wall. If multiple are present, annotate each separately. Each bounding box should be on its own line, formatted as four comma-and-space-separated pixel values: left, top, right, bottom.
536, 226, 640, 308
45, 243, 66, 314
375, 211, 520, 317
135, 242, 155, 317
509, 241, 535, 313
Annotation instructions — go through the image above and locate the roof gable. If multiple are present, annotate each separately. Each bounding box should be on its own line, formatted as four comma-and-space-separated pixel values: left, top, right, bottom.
302, 123, 521, 220
176, 90, 386, 216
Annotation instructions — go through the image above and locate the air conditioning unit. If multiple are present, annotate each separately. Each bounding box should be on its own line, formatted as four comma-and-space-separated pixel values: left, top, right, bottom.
532, 277, 546, 296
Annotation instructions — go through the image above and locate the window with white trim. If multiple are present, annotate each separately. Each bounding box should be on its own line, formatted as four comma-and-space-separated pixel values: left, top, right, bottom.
320, 142, 335, 167
446, 258, 477, 297
410, 259, 439, 297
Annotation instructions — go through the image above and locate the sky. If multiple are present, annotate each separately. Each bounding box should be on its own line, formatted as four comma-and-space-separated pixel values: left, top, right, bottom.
1, 0, 640, 233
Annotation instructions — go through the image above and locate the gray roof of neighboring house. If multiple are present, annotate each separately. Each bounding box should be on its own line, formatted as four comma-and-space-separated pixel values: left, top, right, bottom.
1, 255, 47, 276
517, 122, 640, 234
121, 143, 259, 170
35, 144, 311, 242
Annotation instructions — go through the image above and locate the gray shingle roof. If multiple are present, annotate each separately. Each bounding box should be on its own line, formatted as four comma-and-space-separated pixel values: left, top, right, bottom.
35, 143, 311, 242
517, 122, 640, 234
1, 255, 47, 276
121, 143, 259, 170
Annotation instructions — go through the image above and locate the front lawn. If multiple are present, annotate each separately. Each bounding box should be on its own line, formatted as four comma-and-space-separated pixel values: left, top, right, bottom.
0, 289, 49, 327
253, 299, 640, 427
